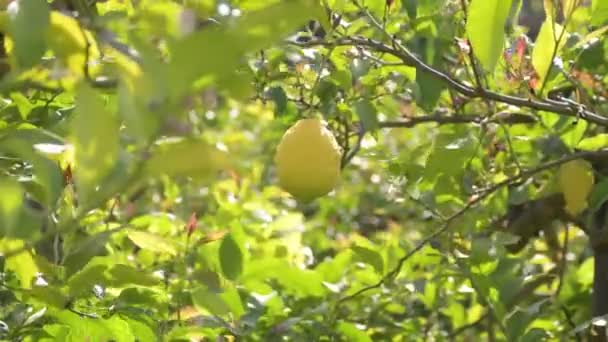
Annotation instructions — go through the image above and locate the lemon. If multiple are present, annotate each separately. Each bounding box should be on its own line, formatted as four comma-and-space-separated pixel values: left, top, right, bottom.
558, 159, 594, 216
274, 118, 342, 202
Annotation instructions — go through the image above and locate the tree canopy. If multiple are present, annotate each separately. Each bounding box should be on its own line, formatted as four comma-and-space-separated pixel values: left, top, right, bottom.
0, 0, 608, 341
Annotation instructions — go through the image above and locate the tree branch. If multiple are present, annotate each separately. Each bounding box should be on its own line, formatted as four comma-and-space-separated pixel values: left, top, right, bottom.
378, 112, 536, 128
290, 34, 608, 126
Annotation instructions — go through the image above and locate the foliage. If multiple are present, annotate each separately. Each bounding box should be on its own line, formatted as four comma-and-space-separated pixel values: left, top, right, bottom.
0, 0, 606, 340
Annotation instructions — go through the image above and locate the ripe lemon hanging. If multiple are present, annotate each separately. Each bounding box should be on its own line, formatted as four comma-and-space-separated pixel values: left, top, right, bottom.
274, 118, 342, 202
558, 159, 594, 216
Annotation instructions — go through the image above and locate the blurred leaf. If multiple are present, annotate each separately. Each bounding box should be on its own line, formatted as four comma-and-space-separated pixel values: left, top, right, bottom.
243, 258, 326, 296
588, 178, 608, 213
337, 321, 372, 342
351, 245, 384, 274
1, 239, 39, 288
168, 0, 325, 96
70, 83, 120, 207
591, 0, 608, 25
269, 86, 287, 116
108, 264, 161, 287
577, 134, 608, 150
9, 0, 50, 69
466, 0, 513, 71
354, 100, 378, 132
143, 138, 229, 180
0, 177, 23, 237
219, 234, 243, 281
63, 231, 111, 278
532, 20, 566, 87
27, 286, 69, 308
67, 263, 108, 297
191, 287, 231, 316
127, 230, 177, 256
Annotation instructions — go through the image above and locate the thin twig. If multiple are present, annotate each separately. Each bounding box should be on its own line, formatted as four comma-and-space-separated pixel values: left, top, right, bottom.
378, 112, 536, 128
290, 36, 608, 126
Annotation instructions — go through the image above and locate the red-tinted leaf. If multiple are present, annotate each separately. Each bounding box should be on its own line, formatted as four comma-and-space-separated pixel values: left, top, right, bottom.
186, 212, 198, 237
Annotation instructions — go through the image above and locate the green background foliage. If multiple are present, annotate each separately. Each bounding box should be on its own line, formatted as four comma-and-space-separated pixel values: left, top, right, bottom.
0, 0, 606, 340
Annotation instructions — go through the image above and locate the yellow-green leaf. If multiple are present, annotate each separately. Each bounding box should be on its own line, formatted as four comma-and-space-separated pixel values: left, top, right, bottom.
532, 19, 566, 86
70, 83, 120, 207
143, 138, 229, 180
0, 177, 23, 236
466, 0, 513, 71
1, 239, 39, 289
127, 230, 177, 256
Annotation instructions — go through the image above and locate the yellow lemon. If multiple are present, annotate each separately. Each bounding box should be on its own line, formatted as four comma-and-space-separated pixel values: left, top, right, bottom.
274, 118, 342, 202
558, 159, 594, 216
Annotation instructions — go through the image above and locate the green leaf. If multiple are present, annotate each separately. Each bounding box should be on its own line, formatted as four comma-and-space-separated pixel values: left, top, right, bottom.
589, 178, 608, 213
127, 230, 177, 255
121, 316, 157, 342
505, 309, 533, 341
243, 258, 326, 296
167, 0, 325, 96
354, 100, 378, 132
63, 231, 112, 278
416, 63, 445, 111
532, 19, 567, 87
191, 286, 231, 316
351, 245, 384, 274
577, 134, 608, 150
269, 86, 287, 116
337, 321, 372, 342
520, 328, 549, 342
9, 0, 50, 69
108, 264, 160, 287
0, 136, 64, 208
466, 0, 513, 71
0, 177, 23, 237
591, 0, 608, 25
143, 138, 229, 180
71, 83, 120, 207
10, 92, 35, 120
27, 286, 69, 308
219, 234, 243, 281
67, 263, 108, 297
1, 239, 39, 289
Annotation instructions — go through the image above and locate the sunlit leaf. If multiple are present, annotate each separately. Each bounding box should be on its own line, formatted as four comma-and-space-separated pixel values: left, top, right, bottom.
143, 138, 229, 180
127, 230, 177, 255
0, 177, 23, 236
1, 239, 39, 289
532, 20, 567, 87
466, 0, 513, 71
70, 83, 120, 207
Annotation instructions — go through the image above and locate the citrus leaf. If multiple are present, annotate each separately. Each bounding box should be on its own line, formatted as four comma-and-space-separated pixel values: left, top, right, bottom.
70, 83, 120, 207
351, 245, 384, 274
108, 264, 160, 287
63, 231, 112, 278
191, 287, 231, 316
0, 177, 23, 237
1, 239, 39, 289
143, 138, 229, 180
577, 134, 608, 150
127, 230, 177, 256
219, 234, 243, 281
592, 0, 608, 25
532, 19, 566, 87
466, 0, 513, 71
9, 0, 50, 69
